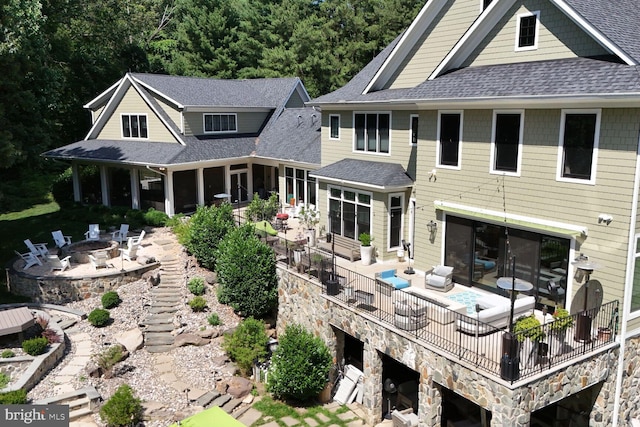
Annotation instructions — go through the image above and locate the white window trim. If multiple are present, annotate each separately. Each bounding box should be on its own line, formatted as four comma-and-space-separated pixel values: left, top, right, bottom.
489, 110, 524, 176
203, 113, 238, 134
555, 109, 601, 185
327, 185, 373, 238
514, 10, 540, 52
410, 114, 419, 146
120, 113, 149, 140
352, 111, 393, 155
436, 110, 463, 170
629, 233, 640, 320
329, 114, 341, 140
388, 193, 405, 252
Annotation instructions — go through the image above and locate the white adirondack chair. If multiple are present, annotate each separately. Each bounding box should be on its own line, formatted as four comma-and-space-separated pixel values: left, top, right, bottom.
88, 251, 110, 269
84, 224, 101, 241
14, 250, 42, 270
120, 238, 139, 261
47, 254, 72, 272
24, 239, 48, 259
111, 224, 129, 244
52, 230, 72, 248
130, 229, 146, 245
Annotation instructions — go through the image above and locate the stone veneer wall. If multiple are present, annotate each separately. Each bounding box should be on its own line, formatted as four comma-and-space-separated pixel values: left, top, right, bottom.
619, 334, 640, 423
276, 267, 620, 426
7, 263, 159, 304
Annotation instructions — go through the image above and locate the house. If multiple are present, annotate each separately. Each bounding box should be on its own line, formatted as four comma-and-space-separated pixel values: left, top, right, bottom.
283, 0, 640, 425
43, 73, 321, 215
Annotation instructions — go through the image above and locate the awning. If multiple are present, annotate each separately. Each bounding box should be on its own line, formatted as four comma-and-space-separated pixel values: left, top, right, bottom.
168, 406, 245, 427
434, 201, 588, 237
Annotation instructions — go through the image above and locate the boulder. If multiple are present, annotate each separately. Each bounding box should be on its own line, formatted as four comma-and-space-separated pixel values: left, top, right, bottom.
115, 328, 144, 353
174, 333, 210, 347
226, 376, 253, 399
197, 328, 220, 339
204, 272, 217, 285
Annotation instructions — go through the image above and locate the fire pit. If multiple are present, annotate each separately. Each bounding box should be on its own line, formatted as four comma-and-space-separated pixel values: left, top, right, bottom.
62, 240, 119, 264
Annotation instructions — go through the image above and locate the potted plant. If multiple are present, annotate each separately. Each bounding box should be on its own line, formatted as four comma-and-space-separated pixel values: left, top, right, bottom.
550, 307, 573, 355
359, 232, 374, 266
292, 229, 307, 266
299, 205, 320, 247
514, 315, 545, 369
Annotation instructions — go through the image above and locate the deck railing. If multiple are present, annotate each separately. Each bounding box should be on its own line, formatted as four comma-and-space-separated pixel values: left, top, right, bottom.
267, 238, 619, 383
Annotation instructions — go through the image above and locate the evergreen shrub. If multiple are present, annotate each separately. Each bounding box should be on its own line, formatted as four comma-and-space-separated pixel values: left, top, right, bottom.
88, 308, 111, 327
99, 384, 142, 427
102, 291, 121, 309
223, 317, 269, 375
188, 296, 207, 312
187, 277, 205, 295
22, 337, 49, 356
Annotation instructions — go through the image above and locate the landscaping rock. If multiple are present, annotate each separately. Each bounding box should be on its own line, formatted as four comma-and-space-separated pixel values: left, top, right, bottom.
173, 333, 209, 347
115, 328, 144, 353
197, 328, 220, 339
204, 272, 217, 285
226, 376, 253, 398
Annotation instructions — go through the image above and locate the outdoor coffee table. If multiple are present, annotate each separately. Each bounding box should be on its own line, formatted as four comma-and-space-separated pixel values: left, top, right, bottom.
355, 290, 374, 305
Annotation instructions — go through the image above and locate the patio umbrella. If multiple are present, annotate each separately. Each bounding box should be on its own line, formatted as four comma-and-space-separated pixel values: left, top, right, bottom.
253, 220, 278, 236
168, 406, 245, 427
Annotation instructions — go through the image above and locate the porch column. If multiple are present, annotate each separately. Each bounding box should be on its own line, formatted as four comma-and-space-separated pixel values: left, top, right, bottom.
197, 167, 205, 207
165, 170, 175, 216
71, 163, 81, 203
362, 343, 384, 425
490, 397, 530, 427
130, 168, 140, 210
100, 165, 110, 207
418, 366, 440, 426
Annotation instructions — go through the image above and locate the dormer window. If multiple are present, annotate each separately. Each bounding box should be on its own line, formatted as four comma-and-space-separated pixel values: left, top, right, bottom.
121, 114, 148, 139
204, 113, 237, 133
515, 11, 539, 51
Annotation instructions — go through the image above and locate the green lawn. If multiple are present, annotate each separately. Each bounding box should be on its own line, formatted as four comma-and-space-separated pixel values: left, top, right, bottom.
252, 396, 358, 427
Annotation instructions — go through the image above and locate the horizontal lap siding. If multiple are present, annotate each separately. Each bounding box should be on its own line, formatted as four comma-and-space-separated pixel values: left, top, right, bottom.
414, 108, 640, 308
464, 0, 608, 68
388, 0, 479, 89
183, 111, 269, 136
97, 86, 177, 143
153, 95, 181, 130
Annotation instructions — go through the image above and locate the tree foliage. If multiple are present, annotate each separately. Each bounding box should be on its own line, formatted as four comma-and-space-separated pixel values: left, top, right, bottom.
223, 317, 269, 375
267, 323, 332, 402
216, 224, 278, 318
184, 203, 235, 270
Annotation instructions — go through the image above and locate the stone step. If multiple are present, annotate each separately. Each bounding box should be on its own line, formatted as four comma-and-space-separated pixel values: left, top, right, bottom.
222, 397, 242, 414
209, 394, 232, 408
196, 390, 221, 407
151, 301, 180, 308
142, 316, 174, 325
145, 333, 175, 345
145, 344, 174, 353
145, 324, 174, 332
68, 396, 90, 411
69, 407, 92, 421
148, 306, 178, 314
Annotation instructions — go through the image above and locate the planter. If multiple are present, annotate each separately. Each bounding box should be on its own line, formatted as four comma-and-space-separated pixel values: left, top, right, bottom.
551, 329, 567, 356
397, 249, 405, 263
306, 229, 316, 247
360, 245, 374, 266
293, 249, 304, 265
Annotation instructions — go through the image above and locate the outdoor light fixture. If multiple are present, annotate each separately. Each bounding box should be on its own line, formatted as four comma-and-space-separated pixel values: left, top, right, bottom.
426, 220, 437, 233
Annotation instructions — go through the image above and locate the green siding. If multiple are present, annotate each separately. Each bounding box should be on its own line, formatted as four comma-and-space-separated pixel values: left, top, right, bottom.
462, 0, 609, 68
153, 95, 181, 130
183, 111, 270, 136
285, 90, 305, 108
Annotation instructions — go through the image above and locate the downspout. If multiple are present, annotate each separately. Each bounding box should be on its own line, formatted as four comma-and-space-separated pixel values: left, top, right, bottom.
612, 124, 640, 426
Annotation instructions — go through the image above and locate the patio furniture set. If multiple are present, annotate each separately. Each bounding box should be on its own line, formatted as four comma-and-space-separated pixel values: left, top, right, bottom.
14, 224, 145, 272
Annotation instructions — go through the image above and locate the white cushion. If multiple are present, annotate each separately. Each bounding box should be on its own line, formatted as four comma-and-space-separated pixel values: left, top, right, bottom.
433, 265, 453, 276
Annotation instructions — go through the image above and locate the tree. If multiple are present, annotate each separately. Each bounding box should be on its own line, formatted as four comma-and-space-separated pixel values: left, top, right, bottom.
216, 223, 278, 318
184, 203, 235, 270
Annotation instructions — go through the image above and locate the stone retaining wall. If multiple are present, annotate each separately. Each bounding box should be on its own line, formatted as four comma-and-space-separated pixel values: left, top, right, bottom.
619, 335, 640, 423
276, 267, 620, 426
7, 262, 159, 304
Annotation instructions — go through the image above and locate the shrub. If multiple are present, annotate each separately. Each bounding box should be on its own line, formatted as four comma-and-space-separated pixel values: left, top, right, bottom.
216, 225, 278, 318
42, 328, 62, 344
550, 308, 574, 332
96, 345, 125, 373
88, 308, 111, 327
125, 209, 145, 228
223, 317, 269, 375
207, 313, 222, 326
102, 291, 122, 309
1, 350, 15, 358
188, 296, 207, 312
184, 203, 235, 270
167, 214, 190, 245
22, 337, 49, 356
245, 192, 279, 222
188, 277, 205, 296
514, 315, 545, 342
99, 384, 142, 427
0, 372, 10, 389
144, 207, 169, 226
267, 324, 332, 401
0, 389, 27, 404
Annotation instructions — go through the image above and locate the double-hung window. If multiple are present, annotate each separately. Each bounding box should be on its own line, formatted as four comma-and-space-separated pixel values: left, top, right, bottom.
204, 113, 237, 133
515, 11, 540, 51
330, 114, 340, 139
354, 112, 390, 153
121, 114, 148, 139
437, 112, 462, 168
557, 110, 600, 184
491, 111, 523, 174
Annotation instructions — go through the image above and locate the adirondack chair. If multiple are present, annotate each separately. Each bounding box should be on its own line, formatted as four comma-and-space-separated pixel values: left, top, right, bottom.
130, 229, 146, 245
88, 251, 110, 269
47, 254, 72, 272
24, 239, 48, 259
120, 238, 139, 261
14, 250, 42, 270
84, 224, 101, 241
111, 224, 129, 244
52, 230, 72, 248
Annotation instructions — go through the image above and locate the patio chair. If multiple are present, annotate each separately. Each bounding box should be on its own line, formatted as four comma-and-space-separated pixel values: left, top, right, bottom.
111, 224, 129, 244
47, 254, 71, 272
24, 239, 49, 259
88, 251, 111, 269
52, 230, 72, 248
84, 224, 101, 241
130, 229, 145, 245
14, 250, 42, 270
120, 238, 139, 261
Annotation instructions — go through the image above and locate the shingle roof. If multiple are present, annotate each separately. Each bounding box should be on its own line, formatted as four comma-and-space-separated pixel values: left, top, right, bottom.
310, 159, 413, 189
256, 107, 321, 165
565, 0, 640, 64
313, 57, 640, 104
